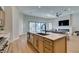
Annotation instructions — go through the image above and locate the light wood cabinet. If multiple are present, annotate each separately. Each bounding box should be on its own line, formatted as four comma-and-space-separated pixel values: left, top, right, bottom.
43, 38, 53, 53
33, 34, 38, 50
43, 37, 66, 53
27, 32, 67, 53
38, 36, 44, 53
30, 34, 34, 45
27, 33, 34, 45
0, 11, 5, 26
33, 35, 36, 48
53, 37, 67, 53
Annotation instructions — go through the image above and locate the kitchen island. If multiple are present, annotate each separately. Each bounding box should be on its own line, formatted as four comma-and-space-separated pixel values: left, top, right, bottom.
27, 32, 67, 53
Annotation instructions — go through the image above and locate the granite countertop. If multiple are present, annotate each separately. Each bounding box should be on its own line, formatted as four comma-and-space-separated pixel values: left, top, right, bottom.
29, 32, 66, 41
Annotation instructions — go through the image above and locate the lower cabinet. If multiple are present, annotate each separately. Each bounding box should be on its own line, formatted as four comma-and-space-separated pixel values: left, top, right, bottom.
53, 37, 66, 53
38, 36, 44, 53
27, 33, 67, 53
43, 38, 53, 53
27, 32, 34, 45
33, 35, 44, 52
29, 34, 34, 45
33, 35, 39, 50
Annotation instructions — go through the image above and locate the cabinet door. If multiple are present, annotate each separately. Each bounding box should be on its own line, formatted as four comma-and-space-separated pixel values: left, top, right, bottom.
0, 11, 5, 26
54, 37, 66, 53
33, 35, 38, 50
27, 32, 30, 40
38, 36, 44, 53
29, 34, 34, 45
44, 44, 53, 53
43, 38, 53, 53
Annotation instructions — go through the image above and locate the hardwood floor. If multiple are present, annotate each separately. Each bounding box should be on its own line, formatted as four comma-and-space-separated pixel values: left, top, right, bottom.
7, 34, 79, 53
8, 35, 36, 53
67, 36, 79, 53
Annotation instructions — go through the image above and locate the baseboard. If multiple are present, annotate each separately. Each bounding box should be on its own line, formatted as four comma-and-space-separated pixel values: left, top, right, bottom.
19, 33, 27, 37
10, 36, 20, 43
10, 32, 27, 43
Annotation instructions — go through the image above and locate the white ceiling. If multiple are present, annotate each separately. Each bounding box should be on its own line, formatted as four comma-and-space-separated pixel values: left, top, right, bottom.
17, 6, 79, 18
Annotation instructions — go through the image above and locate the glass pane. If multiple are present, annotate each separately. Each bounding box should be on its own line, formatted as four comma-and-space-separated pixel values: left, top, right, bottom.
29, 22, 52, 33
29, 22, 35, 32
36, 22, 41, 33
40, 23, 46, 33
48, 23, 52, 30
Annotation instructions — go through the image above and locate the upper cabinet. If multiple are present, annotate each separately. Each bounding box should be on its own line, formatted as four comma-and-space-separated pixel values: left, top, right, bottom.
0, 7, 5, 27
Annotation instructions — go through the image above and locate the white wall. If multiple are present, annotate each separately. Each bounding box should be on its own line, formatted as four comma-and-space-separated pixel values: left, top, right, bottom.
4, 6, 24, 42
12, 7, 24, 40
72, 13, 79, 32
19, 14, 23, 35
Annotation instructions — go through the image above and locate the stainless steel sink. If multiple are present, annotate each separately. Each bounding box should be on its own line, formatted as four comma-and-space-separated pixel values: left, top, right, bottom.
37, 33, 49, 35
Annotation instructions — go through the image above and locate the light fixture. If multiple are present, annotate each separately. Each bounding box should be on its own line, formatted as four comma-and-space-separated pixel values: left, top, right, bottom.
56, 8, 71, 17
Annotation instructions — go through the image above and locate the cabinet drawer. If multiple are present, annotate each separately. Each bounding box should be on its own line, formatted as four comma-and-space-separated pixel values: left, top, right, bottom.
44, 47, 52, 53
44, 38, 53, 46
44, 44, 53, 50
39, 36, 44, 42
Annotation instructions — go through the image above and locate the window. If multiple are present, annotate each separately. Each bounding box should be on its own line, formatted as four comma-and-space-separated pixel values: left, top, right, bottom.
48, 23, 52, 30
29, 22, 36, 32
29, 22, 52, 33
